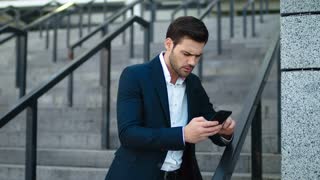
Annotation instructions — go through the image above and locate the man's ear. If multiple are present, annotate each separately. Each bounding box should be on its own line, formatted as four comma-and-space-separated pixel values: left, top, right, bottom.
164, 38, 173, 51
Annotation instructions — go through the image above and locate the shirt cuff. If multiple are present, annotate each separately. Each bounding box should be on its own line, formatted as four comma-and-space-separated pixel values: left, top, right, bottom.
182, 127, 185, 145
220, 134, 233, 145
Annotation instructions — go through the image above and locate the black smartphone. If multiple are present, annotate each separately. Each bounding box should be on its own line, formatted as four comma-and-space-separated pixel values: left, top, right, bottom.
209, 110, 232, 124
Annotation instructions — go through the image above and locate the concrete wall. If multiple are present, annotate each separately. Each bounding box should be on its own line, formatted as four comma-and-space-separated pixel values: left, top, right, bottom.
280, 1, 320, 179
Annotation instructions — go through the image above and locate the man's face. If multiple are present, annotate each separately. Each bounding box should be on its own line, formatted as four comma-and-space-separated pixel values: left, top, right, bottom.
165, 37, 205, 78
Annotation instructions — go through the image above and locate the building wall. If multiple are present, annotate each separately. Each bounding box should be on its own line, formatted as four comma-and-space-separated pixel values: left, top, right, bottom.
280, 1, 320, 179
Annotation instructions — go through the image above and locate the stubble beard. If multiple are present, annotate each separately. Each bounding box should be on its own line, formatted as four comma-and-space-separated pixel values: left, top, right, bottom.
169, 51, 190, 78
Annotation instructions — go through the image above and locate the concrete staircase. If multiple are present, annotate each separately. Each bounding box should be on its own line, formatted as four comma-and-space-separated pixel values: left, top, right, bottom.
0, 8, 281, 180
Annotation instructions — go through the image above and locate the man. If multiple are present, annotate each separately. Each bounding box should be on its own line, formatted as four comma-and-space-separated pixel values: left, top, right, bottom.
105, 16, 236, 180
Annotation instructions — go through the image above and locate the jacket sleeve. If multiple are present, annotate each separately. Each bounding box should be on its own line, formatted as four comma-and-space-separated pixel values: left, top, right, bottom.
194, 77, 232, 146
116, 67, 185, 151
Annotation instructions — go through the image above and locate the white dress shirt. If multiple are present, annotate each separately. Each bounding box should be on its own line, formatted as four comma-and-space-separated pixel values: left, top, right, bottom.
159, 52, 188, 172
158, 52, 232, 171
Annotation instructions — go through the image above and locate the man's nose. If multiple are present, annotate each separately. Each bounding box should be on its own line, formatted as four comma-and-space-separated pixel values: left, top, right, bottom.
188, 56, 198, 66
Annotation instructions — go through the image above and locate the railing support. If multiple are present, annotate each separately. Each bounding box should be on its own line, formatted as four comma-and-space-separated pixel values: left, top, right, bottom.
259, 0, 264, 23
45, 21, 50, 49
103, 0, 108, 20
39, 10, 44, 38
150, 0, 156, 42
19, 34, 28, 97
230, 0, 234, 38
251, 101, 262, 180
100, 43, 112, 149
198, 56, 203, 81
130, 7, 135, 58
79, 7, 83, 40
252, 1, 256, 37
67, 11, 71, 47
67, 49, 74, 107
122, 14, 127, 44
88, 3, 92, 32
217, 0, 222, 54
53, 16, 58, 62
25, 100, 38, 180
277, 43, 281, 153
144, 24, 150, 62
15, 36, 21, 88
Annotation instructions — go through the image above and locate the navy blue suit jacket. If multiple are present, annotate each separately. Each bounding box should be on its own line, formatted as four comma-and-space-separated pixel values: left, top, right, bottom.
105, 55, 228, 180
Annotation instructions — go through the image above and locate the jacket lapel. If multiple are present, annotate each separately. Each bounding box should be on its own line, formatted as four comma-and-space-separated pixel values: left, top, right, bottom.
185, 77, 193, 123
151, 57, 171, 126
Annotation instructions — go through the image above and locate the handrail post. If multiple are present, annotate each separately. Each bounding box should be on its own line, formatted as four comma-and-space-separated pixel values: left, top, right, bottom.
243, 7, 247, 37
265, 0, 269, 14
144, 23, 150, 62
46, 21, 50, 49
183, 0, 187, 16
79, 7, 84, 40
230, 0, 234, 38
197, 0, 201, 16
100, 42, 111, 149
53, 15, 58, 62
217, 0, 222, 54
25, 100, 38, 180
277, 43, 281, 154
103, 0, 107, 21
15, 35, 21, 88
67, 48, 74, 107
130, 7, 134, 58
251, 101, 262, 180
198, 56, 203, 81
39, 10, 44, 38
88, 2, 92, 32
252, 1, 256, 37
122, 14, 127, 44
67, 11, 71, 47
19, 32, 28, 97
150, 0, 156, 42
259, 0, 263, 23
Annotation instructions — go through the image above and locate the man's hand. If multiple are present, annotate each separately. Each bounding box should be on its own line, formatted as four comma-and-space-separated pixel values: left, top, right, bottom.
184, 117, 222, 144
218, 117, 236, 140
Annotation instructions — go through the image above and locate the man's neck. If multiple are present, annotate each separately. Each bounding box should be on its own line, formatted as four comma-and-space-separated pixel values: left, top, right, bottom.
163, 52, 179, 84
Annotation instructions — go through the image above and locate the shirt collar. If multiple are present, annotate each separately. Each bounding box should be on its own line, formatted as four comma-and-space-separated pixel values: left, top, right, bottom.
159, 51, 185, 85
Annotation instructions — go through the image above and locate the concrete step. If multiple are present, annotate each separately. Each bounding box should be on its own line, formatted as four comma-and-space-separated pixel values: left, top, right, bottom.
0, 163, 280, 180
0, 132, 102, 149
0, 148, 280, 174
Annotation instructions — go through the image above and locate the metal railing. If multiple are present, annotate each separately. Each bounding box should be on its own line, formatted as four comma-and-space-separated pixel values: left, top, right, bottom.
197, 0, 221, 81
171, 0, 200, 21
0, 6, 21, 27
67, 0, 144, 107
0, 24, 27, 98
211, 33, 280, 180
0, 15, 150, 180
243, 0, 256, 37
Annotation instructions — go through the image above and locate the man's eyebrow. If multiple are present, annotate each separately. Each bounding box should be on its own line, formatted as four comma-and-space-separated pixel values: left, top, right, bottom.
182, 50, 202, 57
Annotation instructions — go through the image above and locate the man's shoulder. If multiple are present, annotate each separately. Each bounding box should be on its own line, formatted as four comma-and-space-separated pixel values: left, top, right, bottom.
123, 62, 151, 75
187, 73, 201, 84
123, 55, 159, 75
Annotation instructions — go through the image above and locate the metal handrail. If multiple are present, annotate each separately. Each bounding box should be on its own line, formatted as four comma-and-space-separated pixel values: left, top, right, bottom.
212, 34, 280, 180
0, 6, 20, 27
0, 15, 150, 180
69, 0, 143, 50
0, 25, 27, 98
67, 0, 144, 106
0, 2, 75, 45
171, 0, 195, 21
243, 0, 255, 37
196, 0, 221, 81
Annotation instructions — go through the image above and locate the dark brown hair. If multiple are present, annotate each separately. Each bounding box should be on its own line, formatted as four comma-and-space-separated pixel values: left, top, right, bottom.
166, 16, 209, 45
